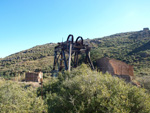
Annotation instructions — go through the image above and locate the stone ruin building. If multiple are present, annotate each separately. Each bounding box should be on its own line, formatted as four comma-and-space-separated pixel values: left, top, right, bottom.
25, 71, 43, 83
96, 57, 134, 83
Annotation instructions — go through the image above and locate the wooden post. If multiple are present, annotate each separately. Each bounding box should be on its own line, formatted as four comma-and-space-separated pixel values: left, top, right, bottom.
68, 43, 72, 72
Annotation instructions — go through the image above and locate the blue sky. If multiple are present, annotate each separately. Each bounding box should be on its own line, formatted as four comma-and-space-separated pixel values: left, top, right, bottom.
0, 0, 150, 58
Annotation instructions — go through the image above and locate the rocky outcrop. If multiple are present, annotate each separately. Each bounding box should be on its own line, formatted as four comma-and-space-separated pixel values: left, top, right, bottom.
129, 28, 150, 39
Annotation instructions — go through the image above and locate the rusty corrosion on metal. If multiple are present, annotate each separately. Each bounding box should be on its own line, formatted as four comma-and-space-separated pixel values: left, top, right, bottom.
52, 34, 94, 75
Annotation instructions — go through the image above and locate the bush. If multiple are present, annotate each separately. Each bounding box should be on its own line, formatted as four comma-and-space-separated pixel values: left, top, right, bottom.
44, 64, 150, 113
137, 76, 150, 93
0, 79, 47, 113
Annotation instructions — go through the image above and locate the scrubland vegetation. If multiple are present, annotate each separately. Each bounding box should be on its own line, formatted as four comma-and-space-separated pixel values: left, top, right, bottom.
0, 29, 150, 112
1, 29, 150, 78
0, 78, 47, 113
1, 64, 150, 113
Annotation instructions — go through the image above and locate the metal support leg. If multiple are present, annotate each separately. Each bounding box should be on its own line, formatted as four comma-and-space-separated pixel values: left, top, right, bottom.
86, 51, 94, 70
53, 51, 57, 71
62, 50, 68, 70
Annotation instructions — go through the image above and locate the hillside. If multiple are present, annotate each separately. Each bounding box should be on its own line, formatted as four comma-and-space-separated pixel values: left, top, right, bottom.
89, 28, 150, 76
0, 43, 56, 78
0, 28, 150, 78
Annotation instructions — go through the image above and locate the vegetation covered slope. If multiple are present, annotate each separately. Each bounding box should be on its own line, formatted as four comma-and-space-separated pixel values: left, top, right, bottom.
90, 28, 150, 76
0, 28, 150, 78
0, 43, 55, 78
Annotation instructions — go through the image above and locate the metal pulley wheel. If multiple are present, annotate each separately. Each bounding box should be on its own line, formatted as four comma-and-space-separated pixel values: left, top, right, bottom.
67, 34, 74, 44
75, 36, 83, 46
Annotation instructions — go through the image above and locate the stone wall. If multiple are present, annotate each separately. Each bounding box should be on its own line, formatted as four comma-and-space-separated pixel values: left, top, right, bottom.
96, 57, 134, 82
25, 72, 43, 82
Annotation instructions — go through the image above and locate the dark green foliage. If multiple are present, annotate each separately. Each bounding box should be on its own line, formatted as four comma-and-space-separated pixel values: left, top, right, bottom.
137, 76, 150, 93
39, 64, 150, 113
128, 41, 150, 55
0, 79, 47, 113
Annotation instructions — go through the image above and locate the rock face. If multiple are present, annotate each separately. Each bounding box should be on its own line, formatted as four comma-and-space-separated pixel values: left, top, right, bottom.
96, 57, 134, 82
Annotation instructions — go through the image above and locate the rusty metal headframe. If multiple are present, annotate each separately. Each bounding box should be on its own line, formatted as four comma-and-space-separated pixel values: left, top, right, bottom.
52, 34, 94, 75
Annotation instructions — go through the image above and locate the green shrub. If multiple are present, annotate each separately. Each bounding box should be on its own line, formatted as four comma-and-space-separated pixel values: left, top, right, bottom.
0, 80, 47, 113
44, 64, 150, 113
137, 76, 150, 93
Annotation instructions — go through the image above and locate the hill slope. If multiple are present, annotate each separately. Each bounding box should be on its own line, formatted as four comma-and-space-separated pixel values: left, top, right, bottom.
89, 28, 150, 76
0, 43, 56, 78
0, 28, 150, 78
